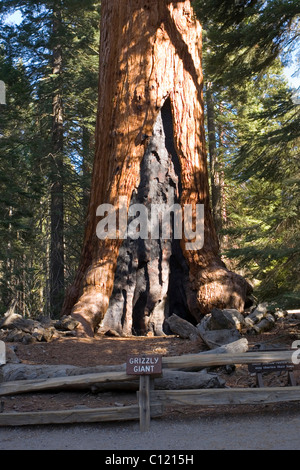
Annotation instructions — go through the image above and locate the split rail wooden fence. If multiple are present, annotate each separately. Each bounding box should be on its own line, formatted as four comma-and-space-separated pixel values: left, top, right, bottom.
0, 350, 300, 431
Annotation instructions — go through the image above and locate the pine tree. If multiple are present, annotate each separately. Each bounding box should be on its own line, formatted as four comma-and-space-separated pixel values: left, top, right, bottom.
221, 65, 300, 308
193, 0, 300, 85
0, 1, 100, 317
195, 0, 300, 308
0, 44, 44, 315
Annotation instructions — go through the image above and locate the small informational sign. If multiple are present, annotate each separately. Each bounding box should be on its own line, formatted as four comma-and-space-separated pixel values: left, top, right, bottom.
126, 355, 163, 432
248, 361, 295, 374
0, 341, 6, 366
126, 354, 162, 376
248, 362, 295, 373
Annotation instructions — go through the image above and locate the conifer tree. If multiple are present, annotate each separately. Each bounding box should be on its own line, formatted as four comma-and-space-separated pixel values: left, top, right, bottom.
195, 0, 300, 308
0, 45, 43, 315
0, 1, 100, 317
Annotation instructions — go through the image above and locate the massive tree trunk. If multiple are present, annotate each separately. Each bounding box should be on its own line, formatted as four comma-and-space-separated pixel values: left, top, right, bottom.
61, 0, 252, 337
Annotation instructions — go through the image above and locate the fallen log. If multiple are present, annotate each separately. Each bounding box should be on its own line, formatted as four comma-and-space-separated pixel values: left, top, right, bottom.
248, 314, 276, 335
244, 303, 268, 328
154, 369, 224, 390
165, 314, 201, 341
92, 369, 225, 392
209, 308, 245, 331
0, 370, 134, 396
0, 364, 224, 395
2, 348, 293, 379
199, 338, 248, 355
175, 339, 249, 371
0, 363, 125, 383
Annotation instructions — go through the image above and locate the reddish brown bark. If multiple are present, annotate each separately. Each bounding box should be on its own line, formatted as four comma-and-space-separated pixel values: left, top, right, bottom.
61, 0, 252, 336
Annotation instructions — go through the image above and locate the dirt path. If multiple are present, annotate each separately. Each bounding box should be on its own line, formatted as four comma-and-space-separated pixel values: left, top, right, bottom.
1, 404, 300, 450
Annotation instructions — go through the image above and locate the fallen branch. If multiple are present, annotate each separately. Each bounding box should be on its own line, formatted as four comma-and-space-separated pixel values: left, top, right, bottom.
0, 364, 224, 395
0, 363, 125, 383
248, 314, 276, 335
0, 370, 133, 396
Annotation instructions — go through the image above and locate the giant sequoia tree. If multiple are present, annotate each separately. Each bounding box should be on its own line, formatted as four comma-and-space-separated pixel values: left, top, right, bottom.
62, 0, 252, 337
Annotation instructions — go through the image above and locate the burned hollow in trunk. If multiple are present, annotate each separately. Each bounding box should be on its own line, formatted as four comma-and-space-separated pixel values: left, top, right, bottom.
99, 99, 195, 336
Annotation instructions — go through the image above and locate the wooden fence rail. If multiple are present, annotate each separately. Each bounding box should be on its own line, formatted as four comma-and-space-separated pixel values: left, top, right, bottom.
162, 350, 295, 369
152, 386, 300, 406
0, 349, 299, 429
0, 404, 164, 427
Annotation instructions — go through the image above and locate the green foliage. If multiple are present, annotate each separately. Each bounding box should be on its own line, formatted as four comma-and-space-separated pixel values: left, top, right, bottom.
0, 48, 44, 315
0, 1, 100, 317
195, 0, 300, 309
193, 0, 300, 86
224, 76, 300, 307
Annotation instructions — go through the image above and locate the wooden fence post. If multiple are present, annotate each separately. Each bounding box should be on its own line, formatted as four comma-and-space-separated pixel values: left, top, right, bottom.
139, 375, 150, 432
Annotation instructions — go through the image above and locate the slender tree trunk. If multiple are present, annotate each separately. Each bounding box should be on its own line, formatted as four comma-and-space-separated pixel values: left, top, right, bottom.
62, 0, 252, 336
206, 82, 223, 240
81, 126, 92, 213
217, 107, 228, 247
6, 206, 13, 306
50, 4, 65, 318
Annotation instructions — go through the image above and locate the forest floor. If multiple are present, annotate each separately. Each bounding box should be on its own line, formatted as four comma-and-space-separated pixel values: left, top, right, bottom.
1, 314, 300, 420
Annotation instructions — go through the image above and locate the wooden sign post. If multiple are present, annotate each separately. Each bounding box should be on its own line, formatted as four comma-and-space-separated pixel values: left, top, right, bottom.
126, 354, 162, 432
139, 375, 151, 433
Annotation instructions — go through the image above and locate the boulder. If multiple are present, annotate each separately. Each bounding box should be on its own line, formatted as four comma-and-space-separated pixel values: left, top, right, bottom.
210, 308, 245, 331
54, 315, 79, 332
165, 314, 201, 341
197, 323, 241, 349
0, 311, 77, 344
196, 311, 244, 349
5, 345, 21, 364
273, 308, 288, 321
0, 329, 36, 344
